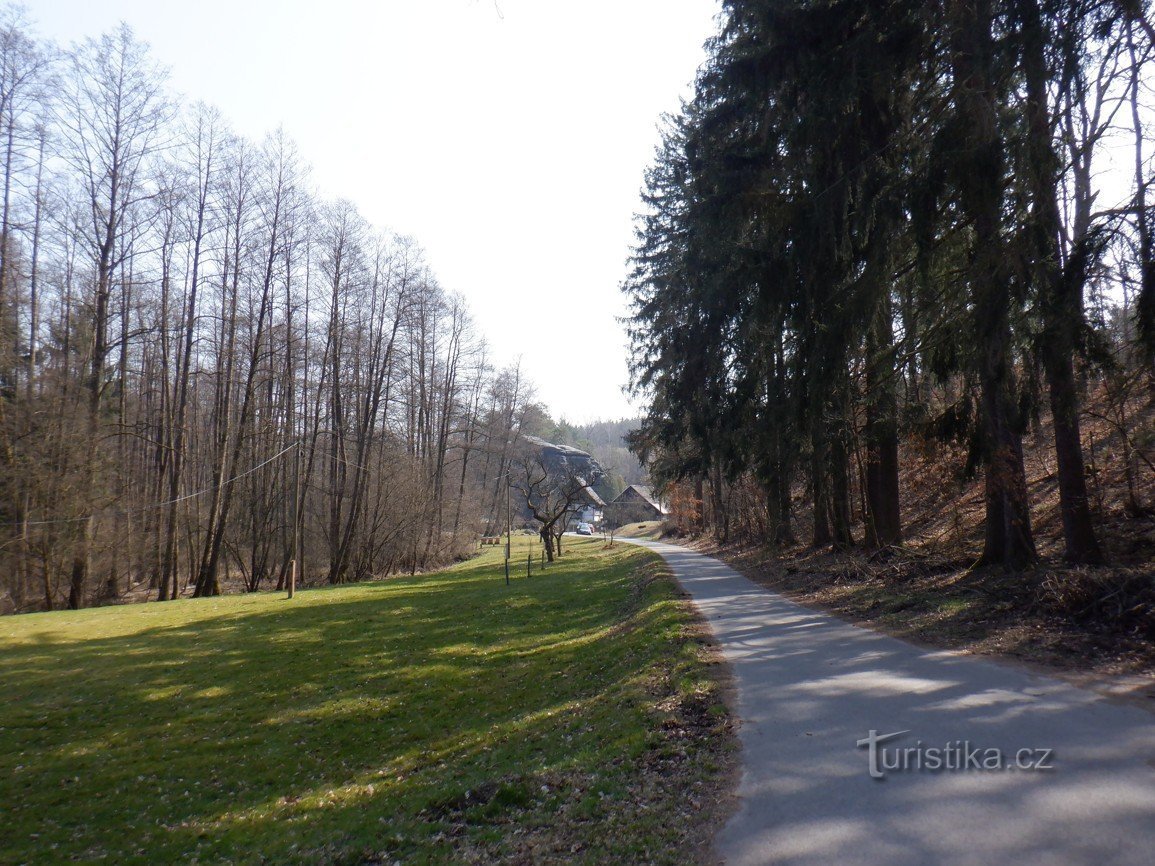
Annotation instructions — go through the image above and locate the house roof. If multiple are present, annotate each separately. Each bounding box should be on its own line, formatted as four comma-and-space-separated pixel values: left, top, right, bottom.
576, 479, 606, 507
613, 484, 666, 514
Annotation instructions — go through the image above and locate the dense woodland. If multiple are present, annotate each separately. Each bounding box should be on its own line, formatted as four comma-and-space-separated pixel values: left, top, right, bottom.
0, 12, 601, 613
627, 0, 1155, 570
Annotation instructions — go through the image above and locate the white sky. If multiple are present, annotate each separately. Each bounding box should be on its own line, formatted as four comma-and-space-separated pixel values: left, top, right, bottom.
23, 0, 720, 425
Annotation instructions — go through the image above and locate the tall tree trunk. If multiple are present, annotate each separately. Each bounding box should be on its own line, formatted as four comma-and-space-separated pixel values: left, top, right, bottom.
161, 116, 216, 600
1130, 22, 1155, 356
949, 0, 1037, 568
194, 201, 243, 599
811, 426, 832, 548
70, 213, 116, 609
766, 339, 796, 545
0, 90, 15, 352
829, 408, 855, 550
1020, 0, 1103, 564
25, 126, 45, 400
711, 459, 728, 543
865, 295, 902, 549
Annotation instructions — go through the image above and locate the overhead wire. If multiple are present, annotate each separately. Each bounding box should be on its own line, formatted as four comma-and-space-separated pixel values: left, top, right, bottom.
3, 440, 300, 530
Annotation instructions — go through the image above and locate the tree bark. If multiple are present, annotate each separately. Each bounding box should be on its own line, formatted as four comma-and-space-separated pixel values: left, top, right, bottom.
829, 413, 855, 550
865, 295, 902, 549
811, 428, 832, 548
1020, 0, 1102, 563
949, 0, 1037, 568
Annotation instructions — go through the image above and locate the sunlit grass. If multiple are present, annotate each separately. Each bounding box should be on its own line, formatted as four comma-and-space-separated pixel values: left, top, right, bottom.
0, 536, 729, 864
614, 521, 667, 540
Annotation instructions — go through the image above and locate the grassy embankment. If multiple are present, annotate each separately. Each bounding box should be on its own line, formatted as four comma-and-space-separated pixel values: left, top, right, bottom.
0, 537, 733, 865
613, 522, 666, 541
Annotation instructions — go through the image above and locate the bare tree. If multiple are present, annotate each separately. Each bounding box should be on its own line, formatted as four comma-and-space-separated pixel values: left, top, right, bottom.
157, 103, 223, 599
511, 437, 602, 561
54, 24, 170, 608
194, 131, 299, 597
0, 14, 532, 613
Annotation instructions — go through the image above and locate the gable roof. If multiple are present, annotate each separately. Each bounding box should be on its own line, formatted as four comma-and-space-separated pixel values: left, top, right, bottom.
613, 484, 666, 514
575, 477, 606, 507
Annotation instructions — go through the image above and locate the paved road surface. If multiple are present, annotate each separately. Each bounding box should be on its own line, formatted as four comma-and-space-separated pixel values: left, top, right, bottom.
620, 538, 1155, 865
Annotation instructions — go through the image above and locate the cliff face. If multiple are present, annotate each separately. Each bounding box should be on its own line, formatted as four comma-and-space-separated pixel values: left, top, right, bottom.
521, 435, 604, 484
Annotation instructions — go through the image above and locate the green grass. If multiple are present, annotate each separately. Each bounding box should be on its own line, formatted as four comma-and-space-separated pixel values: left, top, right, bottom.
0, 537, 731, 865
614, 522, 667, 541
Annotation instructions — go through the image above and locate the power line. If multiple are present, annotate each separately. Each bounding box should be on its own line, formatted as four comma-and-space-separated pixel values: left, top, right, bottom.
4, 440, 300, 530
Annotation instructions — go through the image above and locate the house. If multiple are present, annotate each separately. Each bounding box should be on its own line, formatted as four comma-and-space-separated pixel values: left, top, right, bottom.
607, 484, 667, 525
572, 483, 605, 528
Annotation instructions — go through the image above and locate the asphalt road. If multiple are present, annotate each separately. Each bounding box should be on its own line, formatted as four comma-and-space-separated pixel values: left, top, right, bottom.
620, 537, 1155, 866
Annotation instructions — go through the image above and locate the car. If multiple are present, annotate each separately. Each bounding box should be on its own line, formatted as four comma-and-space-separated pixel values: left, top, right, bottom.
576, 522, 593, 535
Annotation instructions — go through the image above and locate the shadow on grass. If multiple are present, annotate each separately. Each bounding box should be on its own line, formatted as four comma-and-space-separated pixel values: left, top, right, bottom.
0, 542, 691, 865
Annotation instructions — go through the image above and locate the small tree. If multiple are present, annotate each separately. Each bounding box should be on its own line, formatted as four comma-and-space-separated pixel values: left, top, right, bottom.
511, 439, 602, 562
602, 515, 619, 548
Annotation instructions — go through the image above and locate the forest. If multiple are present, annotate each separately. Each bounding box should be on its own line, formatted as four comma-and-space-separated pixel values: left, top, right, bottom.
0, 12, 604, 613
625, 0, 1155, 580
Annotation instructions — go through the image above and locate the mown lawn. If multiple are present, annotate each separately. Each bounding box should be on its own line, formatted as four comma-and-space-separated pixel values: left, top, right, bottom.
0, 537, 732, 865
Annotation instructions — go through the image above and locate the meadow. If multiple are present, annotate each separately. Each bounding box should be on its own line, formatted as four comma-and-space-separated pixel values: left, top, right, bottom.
0, 536, 732, 864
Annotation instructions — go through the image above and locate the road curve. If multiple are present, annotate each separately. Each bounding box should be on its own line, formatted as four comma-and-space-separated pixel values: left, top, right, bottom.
620, 537, 1155, 866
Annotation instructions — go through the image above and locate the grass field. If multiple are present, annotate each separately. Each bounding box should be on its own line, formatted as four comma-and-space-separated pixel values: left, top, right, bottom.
0, 537, 732, 865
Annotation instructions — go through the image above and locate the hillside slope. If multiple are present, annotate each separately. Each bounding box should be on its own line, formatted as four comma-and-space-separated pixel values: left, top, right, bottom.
689, 381, 1155, 679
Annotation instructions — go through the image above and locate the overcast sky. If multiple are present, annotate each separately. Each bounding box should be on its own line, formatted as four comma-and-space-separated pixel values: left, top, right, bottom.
23, 0, 720, 424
